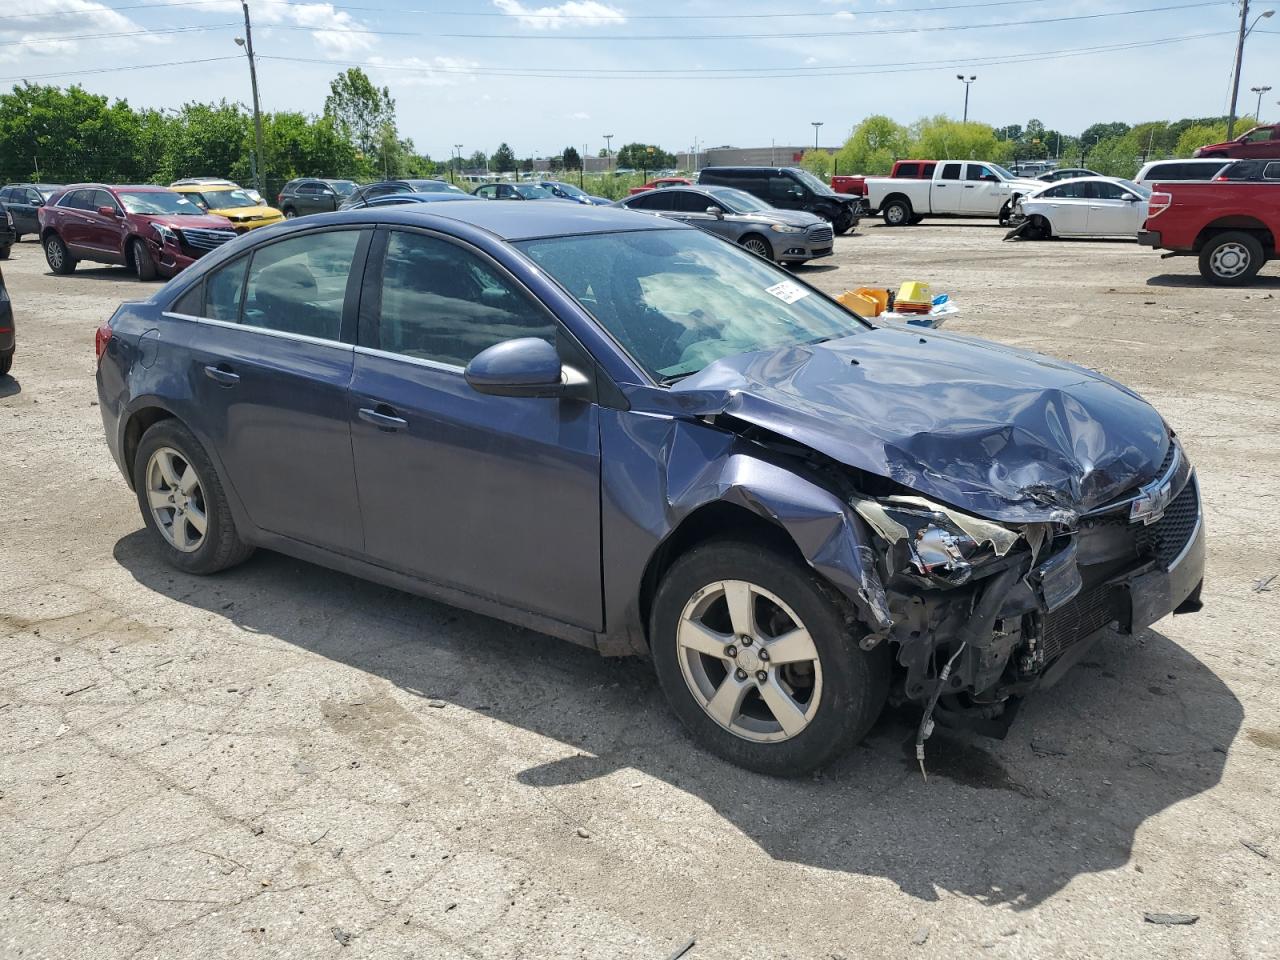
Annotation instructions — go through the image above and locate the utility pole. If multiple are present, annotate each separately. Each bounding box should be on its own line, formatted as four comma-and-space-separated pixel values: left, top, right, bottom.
237, 1, 266, 197
452, 143, 462, 183
1228, 0, 1251, 138
811, 121, 823, 150
1252, 84, 1273, 120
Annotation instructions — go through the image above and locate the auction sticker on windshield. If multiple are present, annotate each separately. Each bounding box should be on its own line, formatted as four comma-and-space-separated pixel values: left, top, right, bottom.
765, 280, 810, 304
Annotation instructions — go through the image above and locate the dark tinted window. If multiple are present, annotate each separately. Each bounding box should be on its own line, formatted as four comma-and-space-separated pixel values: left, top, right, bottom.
965, 164, 996, 181
366, 183, 405, 199
1092, 181, 1130, 200
59, 190, 94, 210
939, 163, 962, 180
242, 230, 360, 340
920, 163, 937, 178
371, 230, 556, 367
628, 192, 673, 211
0, 188, 11, 201
671, 191, 716, 213
171, 283, 204, 317
1266, 162, 1280, 180
93, 190, 121, 213
895, 163, 918, 178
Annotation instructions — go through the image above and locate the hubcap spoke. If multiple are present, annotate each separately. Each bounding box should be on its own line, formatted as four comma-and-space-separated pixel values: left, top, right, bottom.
678, 618, 731, 659
722, 581, 756, 639
155, 451, 182, 488
170, 515, 190, 550
705, 674, 749, 729
147, 488, 173, 511
765, 627, 818, 666
758, 677, 809, 738
178, 465, 199, 495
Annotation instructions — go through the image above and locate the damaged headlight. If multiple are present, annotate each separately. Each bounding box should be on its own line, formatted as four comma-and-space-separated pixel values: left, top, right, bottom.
855, 496, 1022, 586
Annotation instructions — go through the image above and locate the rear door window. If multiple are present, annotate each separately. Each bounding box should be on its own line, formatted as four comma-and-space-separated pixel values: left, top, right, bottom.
939, 163, 962, 180
628, 192, 673, 211
59, 190, 94, 210
895, 163, 918, 178
671, 191, 715, 213
367, 230, 557, 367
1265, 162, 1280, 180
241, 230, 362, 340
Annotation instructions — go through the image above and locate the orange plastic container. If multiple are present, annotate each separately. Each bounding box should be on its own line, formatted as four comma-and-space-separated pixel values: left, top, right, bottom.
838, 287, 891, 318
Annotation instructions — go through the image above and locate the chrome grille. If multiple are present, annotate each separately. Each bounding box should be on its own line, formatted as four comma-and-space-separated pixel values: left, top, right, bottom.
1137, 477, 1200, 569
180, 227, 236, 254
808, 225, 834, 244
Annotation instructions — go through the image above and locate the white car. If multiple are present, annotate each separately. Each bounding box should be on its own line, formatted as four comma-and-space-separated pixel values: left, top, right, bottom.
1133, 158, 1231, 191
864, 161, 1044, 225
1009, 177, 1151, 240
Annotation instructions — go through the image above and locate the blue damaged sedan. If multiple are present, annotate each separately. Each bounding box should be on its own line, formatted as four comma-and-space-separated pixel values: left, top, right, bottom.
95, 203, 1205, 776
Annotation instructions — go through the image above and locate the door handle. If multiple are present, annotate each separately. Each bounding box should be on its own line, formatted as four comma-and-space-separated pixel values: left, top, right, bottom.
964, 185, 976, 189
203, 364, 240, 386
358, 405, 408, 431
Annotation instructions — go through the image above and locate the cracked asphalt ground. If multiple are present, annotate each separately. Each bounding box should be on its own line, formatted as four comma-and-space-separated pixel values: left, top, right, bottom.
2, 221, 1278, 960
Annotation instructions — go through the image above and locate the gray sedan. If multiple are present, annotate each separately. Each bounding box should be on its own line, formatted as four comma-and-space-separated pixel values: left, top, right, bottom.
617, 185, 834, 264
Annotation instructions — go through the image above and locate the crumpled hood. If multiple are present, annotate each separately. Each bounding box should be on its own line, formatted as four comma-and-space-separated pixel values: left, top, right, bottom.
659, 326, 1169, 523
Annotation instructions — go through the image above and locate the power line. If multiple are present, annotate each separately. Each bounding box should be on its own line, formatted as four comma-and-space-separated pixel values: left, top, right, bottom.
0, 22, 238, 48
0, 55, 241, 81
0, 0, 1052, 23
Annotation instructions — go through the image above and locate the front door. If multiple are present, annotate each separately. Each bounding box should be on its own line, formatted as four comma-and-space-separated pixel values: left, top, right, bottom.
349, 227, 603, 630
85, 189, 127, 261
961, 163, 1006, 214
180, 226, 369, 553
666, 190, 736, 241
1238, 126, 1280, 159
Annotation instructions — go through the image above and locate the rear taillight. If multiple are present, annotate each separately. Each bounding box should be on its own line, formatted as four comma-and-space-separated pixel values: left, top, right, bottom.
1147, 191, 1172, 218
277, 193, 284, 204
95, 320, 113, 361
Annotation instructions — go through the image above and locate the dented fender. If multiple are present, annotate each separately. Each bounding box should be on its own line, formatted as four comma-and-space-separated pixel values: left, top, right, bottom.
597, 406, 893, 656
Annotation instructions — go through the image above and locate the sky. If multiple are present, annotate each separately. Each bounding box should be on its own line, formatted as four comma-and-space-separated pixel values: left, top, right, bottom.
2, 0, 1278, 160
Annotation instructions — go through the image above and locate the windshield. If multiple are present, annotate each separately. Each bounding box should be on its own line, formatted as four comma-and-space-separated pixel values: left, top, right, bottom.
1118, 179, 1152, 198
986, 163, 1017, 180
549, 182, 588, 199
790, 168, 835, 196
514, 184, 553, 199
118, 191, 208, 216
710, 187, 772, 214
516, 229, 867, 382
194, 189, 260, 210
329, 180, 358, 196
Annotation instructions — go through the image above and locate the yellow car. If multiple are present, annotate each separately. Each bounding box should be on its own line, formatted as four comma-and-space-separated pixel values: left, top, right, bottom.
170, 181, 284, 232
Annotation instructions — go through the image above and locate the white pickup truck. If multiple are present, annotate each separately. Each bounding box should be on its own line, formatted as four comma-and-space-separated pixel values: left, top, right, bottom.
864, 161, 1044, 227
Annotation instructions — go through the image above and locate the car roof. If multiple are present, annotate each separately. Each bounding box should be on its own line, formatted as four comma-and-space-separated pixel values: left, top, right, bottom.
366, 194, 480, 204
319, 201, 686, 240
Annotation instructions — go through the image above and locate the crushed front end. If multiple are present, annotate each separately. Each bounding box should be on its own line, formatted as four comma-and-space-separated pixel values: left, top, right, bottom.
853, 435, 1205, 735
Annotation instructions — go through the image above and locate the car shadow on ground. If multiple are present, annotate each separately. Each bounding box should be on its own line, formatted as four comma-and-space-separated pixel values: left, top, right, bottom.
113, 530, 1242, 910
49, 266, 143, 283
1146, 273, 1280, 289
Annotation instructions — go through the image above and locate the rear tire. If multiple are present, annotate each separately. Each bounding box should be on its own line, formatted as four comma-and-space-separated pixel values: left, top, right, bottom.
0, 245, 9, 260
132, 420, 254, 575
651, 539, 889, 777
44, 233, 75, 274
882, 199, 912, 227
0, 351, 11, 378
1198, 231, 1264, 286
131, 237, 158, 281
282, 207, 297, 219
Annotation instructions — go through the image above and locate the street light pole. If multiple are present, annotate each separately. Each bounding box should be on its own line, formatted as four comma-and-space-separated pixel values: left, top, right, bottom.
1252, 85, 1273, 121
236, 2, 266, 197
811, 121, 823, 150
603, 133, 614, 172
452, 143, 462, 184
1228, 3, 1275, 138
956, 74, 977, 122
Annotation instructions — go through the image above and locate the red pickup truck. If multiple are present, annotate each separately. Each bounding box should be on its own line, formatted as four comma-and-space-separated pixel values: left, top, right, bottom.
1138, 181, 1278, 285
832, 160, 937, 198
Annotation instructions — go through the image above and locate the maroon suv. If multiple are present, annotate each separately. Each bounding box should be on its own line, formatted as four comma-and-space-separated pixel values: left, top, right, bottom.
38, 184, 237, 280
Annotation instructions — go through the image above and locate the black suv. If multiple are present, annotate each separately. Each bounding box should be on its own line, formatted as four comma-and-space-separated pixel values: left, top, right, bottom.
696, 167, 862, 234
276, 178, 359, 218
0, 183, 60, 241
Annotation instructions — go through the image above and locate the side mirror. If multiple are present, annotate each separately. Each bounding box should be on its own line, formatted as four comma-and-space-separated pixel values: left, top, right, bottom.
465, 338, 580, 398
97, 205, 118, 217
705, 206, 724, 218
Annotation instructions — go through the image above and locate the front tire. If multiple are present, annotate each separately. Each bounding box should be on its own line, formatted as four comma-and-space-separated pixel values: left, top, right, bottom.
1198, 231, 1264, 286
0, 351, 11, 378
0, 245, 10, 260
131, 237, 157, 281
882, 198, 912, 227
740, 234, 772, 259
133, 420, 254, 575
833, 209, 855, 235
1022, 215, 1053, 241
651, 539, 889, 777
44, 234, 76, 274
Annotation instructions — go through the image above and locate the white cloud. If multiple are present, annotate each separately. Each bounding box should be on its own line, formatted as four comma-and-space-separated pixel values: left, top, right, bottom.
492, 0, 626, 30
158, 0, 379, 58
566, 111, 590, 120
833, 11, 857, 20
0, 0, 162, 63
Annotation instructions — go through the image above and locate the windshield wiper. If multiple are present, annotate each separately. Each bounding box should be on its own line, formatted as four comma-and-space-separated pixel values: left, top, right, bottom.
659, 371, 698, 385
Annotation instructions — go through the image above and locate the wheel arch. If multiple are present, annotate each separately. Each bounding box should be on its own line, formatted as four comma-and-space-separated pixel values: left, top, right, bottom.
738, 231, 773, 257
881, 192, 912, 210
120, 404, 178, 489
1194, 217, 1275, 254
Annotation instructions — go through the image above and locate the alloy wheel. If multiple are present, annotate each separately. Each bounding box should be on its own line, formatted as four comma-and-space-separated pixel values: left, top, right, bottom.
676, 579, 823, 743
47, 240, 63, 269
1210, 242, 1251, 279
743, 238, 770, 258
145, 446, 208, 553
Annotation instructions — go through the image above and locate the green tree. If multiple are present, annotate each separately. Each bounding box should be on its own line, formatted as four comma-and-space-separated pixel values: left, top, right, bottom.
323, 68, 397, 174
1174, 121, 1230, 158
615, 142, 675, 169
562, 145, 582, 170
467, 150, 488, 171
0, 82, 147, 183
1081, 121, 1131, 145
491, 142, 516, 173
799, 150, 832, 178
834, 115, 911, 175
156, 101, 249, 183
910, 116, 1013, 164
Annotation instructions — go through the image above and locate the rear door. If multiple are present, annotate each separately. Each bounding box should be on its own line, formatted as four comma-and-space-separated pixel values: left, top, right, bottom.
1040, 181, 1092, 234
348, 226, 603, 629
932, 163, 964, 213
176, 226, 370, 553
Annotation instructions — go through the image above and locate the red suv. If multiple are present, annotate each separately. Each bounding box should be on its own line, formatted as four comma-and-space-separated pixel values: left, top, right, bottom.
38, 184, 237, 280
1193, 124, 1280, 160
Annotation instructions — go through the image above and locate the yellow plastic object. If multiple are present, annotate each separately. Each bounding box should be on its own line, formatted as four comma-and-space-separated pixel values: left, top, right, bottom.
855, 287, 891, 315
838, 290, 879, 317
895, 280, 932, 314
